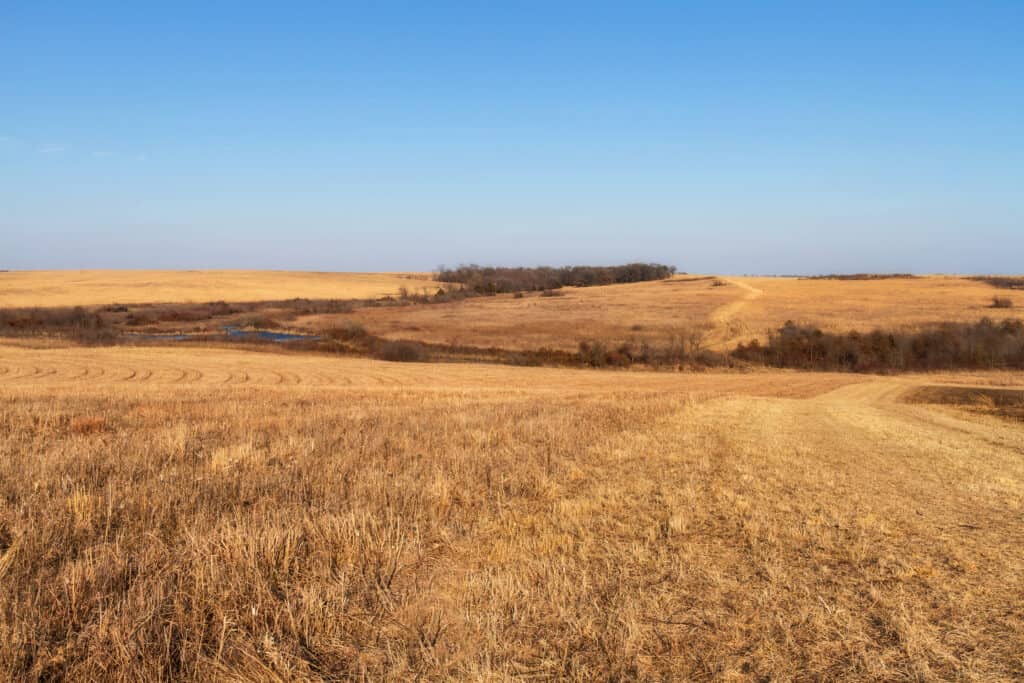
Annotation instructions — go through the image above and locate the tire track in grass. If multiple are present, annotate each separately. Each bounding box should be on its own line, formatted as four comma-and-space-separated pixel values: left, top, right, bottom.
706, 278, 764, 351
67, 365, 91, 381
35, 366, 57, 381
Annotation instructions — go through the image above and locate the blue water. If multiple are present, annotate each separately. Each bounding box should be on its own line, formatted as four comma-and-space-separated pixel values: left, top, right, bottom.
223, 326, 320, 342
131, 327, 320, 343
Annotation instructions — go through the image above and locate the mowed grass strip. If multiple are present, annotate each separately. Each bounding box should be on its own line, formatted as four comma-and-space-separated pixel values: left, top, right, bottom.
0, 341, 862, 396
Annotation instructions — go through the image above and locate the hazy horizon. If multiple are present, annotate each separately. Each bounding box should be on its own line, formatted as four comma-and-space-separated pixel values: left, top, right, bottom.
1, 266, 1020, 278
3, 2, 1022, 274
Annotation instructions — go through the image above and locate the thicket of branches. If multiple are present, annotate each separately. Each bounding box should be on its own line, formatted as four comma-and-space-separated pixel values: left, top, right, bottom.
435, 263, 676, 294
971, 276, 1024, 290
733, 318, 1024, 372
0, 307, 116, 343
800, 273, 917, 281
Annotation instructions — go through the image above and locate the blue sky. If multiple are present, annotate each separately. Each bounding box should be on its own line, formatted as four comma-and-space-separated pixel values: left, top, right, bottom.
2, 1, 1022, 273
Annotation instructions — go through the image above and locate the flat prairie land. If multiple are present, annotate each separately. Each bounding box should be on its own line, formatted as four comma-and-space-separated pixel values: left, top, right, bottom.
0, 270, 435, 307
723, 275, 1024, 338
0, 341, 852, 396
318, 276, 738, 350
2, 340, 1024, 680
293, 274, 1024, 351
5, 271, 1021, 354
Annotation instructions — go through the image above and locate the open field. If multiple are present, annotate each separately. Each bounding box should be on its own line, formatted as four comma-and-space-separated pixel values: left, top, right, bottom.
8, 0, 1023, 677
5, 271, 1023, 357
0, 340, 858, 396
302, 276, 737, 351
3, 274, 1024, 678
723, 276, 1024, 340
0, 270, 435, 308
2, 340, 1024, 679
291, 274, 1024, 352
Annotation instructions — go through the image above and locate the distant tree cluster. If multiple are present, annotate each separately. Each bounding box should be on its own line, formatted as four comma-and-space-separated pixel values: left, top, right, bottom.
435, 263, 676, 294
971, 276, 1024, 290
800, 273, 918, 281
733, 318, 1024, 372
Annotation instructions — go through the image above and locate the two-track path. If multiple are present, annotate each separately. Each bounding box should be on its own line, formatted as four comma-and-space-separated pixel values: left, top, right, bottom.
706, 278, 764, 350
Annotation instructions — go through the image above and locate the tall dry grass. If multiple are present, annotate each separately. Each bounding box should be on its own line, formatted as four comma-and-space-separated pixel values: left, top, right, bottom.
727, 276, 1024, 337
321, 276, 737, 352
1, 366, 1022, 679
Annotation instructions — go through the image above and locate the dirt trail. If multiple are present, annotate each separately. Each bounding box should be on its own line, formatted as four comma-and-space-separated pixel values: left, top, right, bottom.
819, 376, 1024, 457
706, 278, 764, 350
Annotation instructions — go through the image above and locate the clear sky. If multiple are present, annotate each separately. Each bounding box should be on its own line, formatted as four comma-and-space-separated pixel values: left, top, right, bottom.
2, 2, 1022, 273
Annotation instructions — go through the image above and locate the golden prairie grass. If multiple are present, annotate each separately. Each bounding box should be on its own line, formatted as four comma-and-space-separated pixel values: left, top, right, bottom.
0, 270, 435, 307
295, 275, 1024, 352
1, 342, 1023, 679
68, 415, 108, 435
727, 276, 1024, 337
5, 271, 1021, 356
0, 341, 856, 395
303, 276, 738, 351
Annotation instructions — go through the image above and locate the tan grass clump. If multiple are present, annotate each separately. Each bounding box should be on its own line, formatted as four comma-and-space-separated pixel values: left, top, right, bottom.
69, 415, 108, 435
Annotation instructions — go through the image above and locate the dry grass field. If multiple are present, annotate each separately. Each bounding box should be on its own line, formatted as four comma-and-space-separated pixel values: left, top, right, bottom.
297, 276, 737, 351
4, 271, 1020, 355
2, 272, 1024, 679
2, 339, 1024, 680
720, 276, 1024, 342
0, 270, 435, 308
285, 274, 1024, 353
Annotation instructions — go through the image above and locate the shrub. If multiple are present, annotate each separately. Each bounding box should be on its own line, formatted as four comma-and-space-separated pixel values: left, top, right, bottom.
733, 318, 1024, 372
578, 340, 609, 367
237, 315, 279, 329
577, 333, 724, 368
124, 313, 154, 326
992, 297, 1013, 309
377, 340, 429, 362
507, 352, 543, 366
0, 306, 116, 344
325, 321, 369, 342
